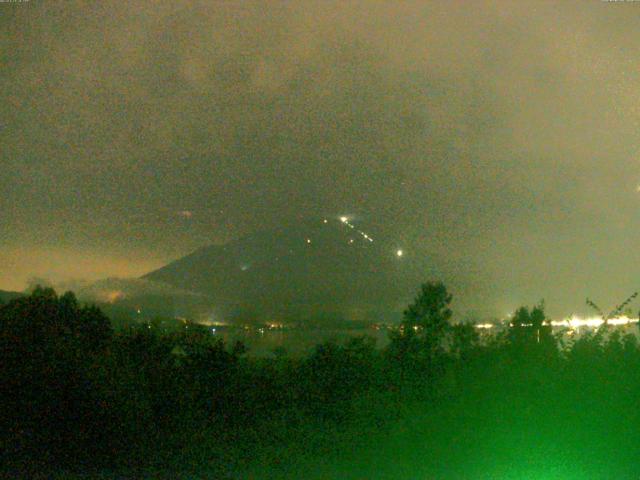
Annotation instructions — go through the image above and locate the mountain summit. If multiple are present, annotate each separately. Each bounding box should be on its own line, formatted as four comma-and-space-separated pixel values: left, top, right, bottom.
143, 217, 421, 324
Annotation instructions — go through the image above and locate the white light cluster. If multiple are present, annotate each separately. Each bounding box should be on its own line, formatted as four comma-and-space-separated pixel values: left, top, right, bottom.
559, 315, 637, 328
338, 215, 374, 242
475, 323, 494, 329
473, 315, 638, 330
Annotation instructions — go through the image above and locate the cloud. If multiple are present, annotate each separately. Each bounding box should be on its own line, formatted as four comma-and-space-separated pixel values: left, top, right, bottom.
2, 1, 640, 314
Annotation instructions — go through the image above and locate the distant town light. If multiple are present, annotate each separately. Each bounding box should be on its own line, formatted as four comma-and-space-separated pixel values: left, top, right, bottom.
396, 249, 403, 257
340, 216, 348, 223
475, 323, 494, 329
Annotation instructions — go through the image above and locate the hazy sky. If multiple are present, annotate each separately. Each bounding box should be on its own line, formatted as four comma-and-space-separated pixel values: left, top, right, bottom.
3, 1, 640, 317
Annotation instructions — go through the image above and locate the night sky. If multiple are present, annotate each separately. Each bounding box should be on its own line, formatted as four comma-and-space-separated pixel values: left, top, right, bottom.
3, 1, 640, 317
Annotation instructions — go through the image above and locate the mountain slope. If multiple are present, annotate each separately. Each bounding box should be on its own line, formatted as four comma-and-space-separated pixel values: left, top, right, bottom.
143, 217, 431, 323
0, 290, 23, 304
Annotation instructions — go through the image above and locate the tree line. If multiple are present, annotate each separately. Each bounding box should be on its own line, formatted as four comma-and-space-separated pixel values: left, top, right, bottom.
2, 283, 640, 478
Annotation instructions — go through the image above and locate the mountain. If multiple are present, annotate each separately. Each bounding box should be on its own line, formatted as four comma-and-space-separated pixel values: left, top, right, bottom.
75, 277, 213, 321
0, 289, 23, 304
143, 217, 434, 324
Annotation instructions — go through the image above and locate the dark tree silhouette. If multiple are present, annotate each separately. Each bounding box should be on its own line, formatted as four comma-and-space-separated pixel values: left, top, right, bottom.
386, 282, 454, 403
507, 301, 555, 365
0, 287, 113, 470
449, 321, 480, 360
401, 281, 452, 356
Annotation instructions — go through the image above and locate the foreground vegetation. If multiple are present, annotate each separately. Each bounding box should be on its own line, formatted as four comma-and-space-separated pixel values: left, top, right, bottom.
2, 284, 640, 479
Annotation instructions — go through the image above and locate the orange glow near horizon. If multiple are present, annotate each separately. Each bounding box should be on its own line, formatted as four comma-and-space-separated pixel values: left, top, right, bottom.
0, 246, 167, 292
